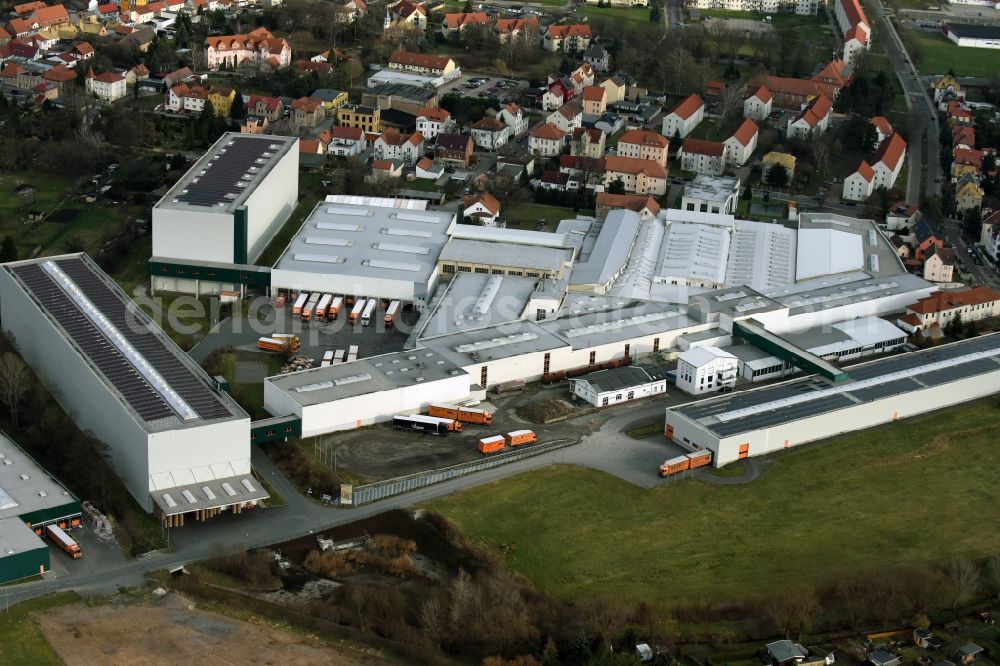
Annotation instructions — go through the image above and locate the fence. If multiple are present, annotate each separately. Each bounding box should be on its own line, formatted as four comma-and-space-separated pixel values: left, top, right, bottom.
348, 438, 576, 506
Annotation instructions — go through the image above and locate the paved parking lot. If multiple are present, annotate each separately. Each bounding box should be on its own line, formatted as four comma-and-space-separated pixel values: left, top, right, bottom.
438, 74, 527, 102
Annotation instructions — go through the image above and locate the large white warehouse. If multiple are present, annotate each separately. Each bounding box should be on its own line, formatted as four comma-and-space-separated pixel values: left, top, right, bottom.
0, 255, 267, 525
150, 132, 299, 296
664, 334, 1000, 467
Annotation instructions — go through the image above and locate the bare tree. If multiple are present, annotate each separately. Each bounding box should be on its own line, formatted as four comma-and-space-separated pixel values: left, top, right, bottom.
719, 83, 745, 127
812, 140, 830, 180
0, 352, 31, 429
948, 556, 979, 609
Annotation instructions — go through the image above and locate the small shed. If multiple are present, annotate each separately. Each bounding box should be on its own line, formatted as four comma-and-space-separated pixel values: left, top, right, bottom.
635, 643, 653, 662
766, 640, 809, 666
956, 644, 984, 665
869, 648, 902, 666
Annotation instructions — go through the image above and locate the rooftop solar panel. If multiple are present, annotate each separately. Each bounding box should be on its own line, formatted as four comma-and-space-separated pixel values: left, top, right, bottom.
54, 258, 233, 421
174, 137, 274, 208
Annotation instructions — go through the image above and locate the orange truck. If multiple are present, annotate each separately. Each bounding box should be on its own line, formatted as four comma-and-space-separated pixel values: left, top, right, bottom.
257, 335, 300, 353
384, 300, 401, 327
291, 292, 309, 317
659, 455, 691, 477
478, 435, 506, 454
505, 430, 536, 447
428, 403, 494, 425
686, 451, 712, 469
46, 524, 82, 559
328, 296, 344, 320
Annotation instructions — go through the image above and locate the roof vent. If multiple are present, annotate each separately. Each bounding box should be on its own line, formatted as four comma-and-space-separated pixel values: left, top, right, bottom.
19, 474, 29, 480
38, 491, 47, 497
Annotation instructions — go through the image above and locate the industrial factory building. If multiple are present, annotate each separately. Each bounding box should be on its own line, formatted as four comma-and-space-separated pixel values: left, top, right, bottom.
270, 197, 455, 308
150, 132, 299, 295
664, 334, 1000, 466
0, 255, 267, 525
0, 433, 81, 584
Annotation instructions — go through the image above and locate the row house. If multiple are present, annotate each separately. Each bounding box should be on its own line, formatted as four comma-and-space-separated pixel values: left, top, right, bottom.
165, 82, 208, 112
441, 12, 488, 36
204, 28, 291, 70
248, 95, 283, 121
290, 96, 325, 128
387, 51, 455, 77
751, 75, 839, 110
895, 287, 1000, 334
8, 3, 69, 38
543, 24, 592, 53
743, 86, 772, 122
603, 155, 667, 195
495, 16, 540, 43
547, 102, 583, 133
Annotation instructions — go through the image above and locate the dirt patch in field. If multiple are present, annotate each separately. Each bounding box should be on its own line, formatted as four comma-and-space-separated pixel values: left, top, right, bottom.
515, 397, 577, 423
35, 592, 394, 666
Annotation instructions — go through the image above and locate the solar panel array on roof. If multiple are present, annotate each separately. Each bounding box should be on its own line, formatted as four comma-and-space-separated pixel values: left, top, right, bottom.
53, 258, 234, 421
174, 137, 276, 207
12, 263, 176, 423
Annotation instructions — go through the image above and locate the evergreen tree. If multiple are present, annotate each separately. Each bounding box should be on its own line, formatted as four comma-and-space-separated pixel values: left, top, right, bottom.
0, 236, 17, 263
765, 164, 788, 188
230, 92, 246, 120
649, 2, 662, 23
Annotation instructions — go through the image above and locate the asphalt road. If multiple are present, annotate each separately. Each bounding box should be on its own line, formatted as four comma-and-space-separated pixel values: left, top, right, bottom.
869, 0, 941, 202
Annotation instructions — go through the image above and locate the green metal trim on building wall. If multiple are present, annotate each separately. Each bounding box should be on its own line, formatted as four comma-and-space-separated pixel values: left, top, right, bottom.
733, 321, 850, 384
0, 545, 49, 584
19, 501, 82, 528
250, 416, 302, 444
148, 260, 271, 289
233, 207, 248, 265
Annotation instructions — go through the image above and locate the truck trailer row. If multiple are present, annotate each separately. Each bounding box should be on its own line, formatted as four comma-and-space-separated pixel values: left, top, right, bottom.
286, 293, 402, 327
658, 450, 712, 477
478, 429, 537, 454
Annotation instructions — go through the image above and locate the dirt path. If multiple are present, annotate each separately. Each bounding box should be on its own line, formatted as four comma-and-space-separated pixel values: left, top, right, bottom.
35, 592, 394, 666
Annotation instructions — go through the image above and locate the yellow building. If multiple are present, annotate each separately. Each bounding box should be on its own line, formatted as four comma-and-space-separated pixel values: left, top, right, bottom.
956, 174, 983, 215
762, 151, 796, 181
208, 87, 237, 117
336, 104, 381, 133
120, 0, 148, 11
313, 89, 349, 114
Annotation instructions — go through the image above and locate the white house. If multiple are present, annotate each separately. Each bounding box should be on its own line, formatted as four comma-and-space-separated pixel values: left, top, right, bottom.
85, 68, 127, 102
415, 157, 444, 180
871, 132, 907, 191
569, 365, 668, 407
415, 106, 452, 140
204, 28, 292, 70
164, 83, 207, 113
498, 103, 529, 136
743, 86, 773, 121
327, 125, 367, 156
529, 122, 567, 157
547, 103, 583, 133
843, 160, 874, 202
871, 116, 892, 144
661, 94, 704, 138
372, 129, 424, 166
786, 94, 832, 139
616, 129, 669, 167
462, 193, 502, 226
675, 347, 738, 395
678, 139, 725, 176
469, 117, 510, 150
723, 118, 758, 166
603, 156, 668, 196
681, 175, 740, 215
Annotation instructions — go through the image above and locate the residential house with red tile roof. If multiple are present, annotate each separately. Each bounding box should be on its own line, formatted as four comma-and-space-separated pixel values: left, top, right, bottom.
494, 16, 540, 43
441, 12, 488, 35
385, 0, 427, 32
373, 128, 424, 166
594, 192, 660, 220
786, 93, 832, 139
721, 118, 758, 167
498, 103, 527, 136
204, 27, 291, 70
871, 116, 893, 144
750, 75, 839, 109
416, 106, 452, 139
327, 126, 367, 156
369, 159, 404, 180
952, 147, 985, 182
387, 51, 455, 76
463, 192, 502, 226
923, 245, 957, 283
581, 85, 607, 116
248, 95, 283, 121
7, 3, 69, 38
165, 82, 208, 113
529, 123, 567, 157
570, 127, 606, 159
843, 160, 875, 202
661, 94, 704, 138
543, 23, 591, 52
895, 286, 1000, 334
743, 85, 772, 121
290, 96, 325, 128
678, 138, 726, 176
547, 101, 583, 133
85, 67, 126, 102
469, 116, 509, 150
616, 129, 669, 167
813, 58, 851, 88
871, 132, 907, 190
603, 155, 667, 195
835, 0, 871, 68
952, 125, 976, 149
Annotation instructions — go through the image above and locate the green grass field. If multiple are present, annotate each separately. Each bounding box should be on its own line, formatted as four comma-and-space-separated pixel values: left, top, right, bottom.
0, 592, 80, 666
909, 29, 1000, 77
578, 4, 654, 26
503, 203, 580, 231
433, 400, 1000, 608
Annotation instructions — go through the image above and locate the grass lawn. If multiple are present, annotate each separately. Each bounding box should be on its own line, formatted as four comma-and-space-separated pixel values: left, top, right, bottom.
0, 592, 81, 666
503, 203, 581, 230
212, 350, 285, 420
578, 4, 653, 25
908, 29, 1000, 77
432, 400, 1000, 609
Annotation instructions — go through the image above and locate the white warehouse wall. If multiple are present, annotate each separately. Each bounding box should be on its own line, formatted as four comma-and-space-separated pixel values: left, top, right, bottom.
147, 418, 251, 491
269, 269, 420, 303
152, 208, 235, 264
0, 270, 153, 510
245, 145, 299, 263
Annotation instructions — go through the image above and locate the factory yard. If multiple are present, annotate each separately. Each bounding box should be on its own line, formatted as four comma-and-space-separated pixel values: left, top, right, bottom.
33, 592, 392, 666
432, 400, 1000, 608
